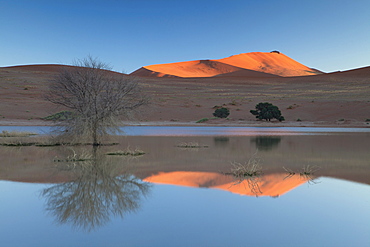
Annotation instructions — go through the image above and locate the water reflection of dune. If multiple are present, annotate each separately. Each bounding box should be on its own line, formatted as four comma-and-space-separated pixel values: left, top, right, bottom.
144, 172, 309, 197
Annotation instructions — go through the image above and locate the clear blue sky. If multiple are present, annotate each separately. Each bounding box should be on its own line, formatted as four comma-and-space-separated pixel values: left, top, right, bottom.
1, 0, 369, 73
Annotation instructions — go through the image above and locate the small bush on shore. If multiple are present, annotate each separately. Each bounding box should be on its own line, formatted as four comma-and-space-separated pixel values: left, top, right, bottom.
213, 107, 230, 118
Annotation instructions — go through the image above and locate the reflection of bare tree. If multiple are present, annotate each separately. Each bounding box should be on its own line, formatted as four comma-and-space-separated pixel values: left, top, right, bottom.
41, 148, 151, 231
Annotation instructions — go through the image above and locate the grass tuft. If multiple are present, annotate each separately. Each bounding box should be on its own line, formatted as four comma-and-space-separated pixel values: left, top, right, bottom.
42, 111, 75, 121
196, 118, 209, 123
53, 149, 93, 162
0, 130, 37, 137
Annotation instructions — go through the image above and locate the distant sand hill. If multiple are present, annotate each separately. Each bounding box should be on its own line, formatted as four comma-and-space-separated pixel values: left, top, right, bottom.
131, 51, 323, 78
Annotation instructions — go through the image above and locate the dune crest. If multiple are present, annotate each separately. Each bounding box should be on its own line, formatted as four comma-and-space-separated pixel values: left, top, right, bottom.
130, 52, 322, 78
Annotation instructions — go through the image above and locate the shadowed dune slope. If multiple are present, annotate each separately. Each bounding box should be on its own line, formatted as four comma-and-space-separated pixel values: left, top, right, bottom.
130, 67, 181, 78
130, 52, 322, 78
322, 65, 370, 78
4, 64, 74, 73
282, 65, 370, 83
3, 64, 128, 76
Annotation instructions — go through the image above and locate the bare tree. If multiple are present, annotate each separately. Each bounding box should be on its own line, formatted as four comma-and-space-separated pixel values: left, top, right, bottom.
46, 56, 147, 145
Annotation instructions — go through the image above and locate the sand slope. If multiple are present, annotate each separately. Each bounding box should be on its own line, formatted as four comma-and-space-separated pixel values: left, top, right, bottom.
131, 52, 322, 78
320, 65, 370, 78
1, 62, 370, 126
4, 64, 73, 73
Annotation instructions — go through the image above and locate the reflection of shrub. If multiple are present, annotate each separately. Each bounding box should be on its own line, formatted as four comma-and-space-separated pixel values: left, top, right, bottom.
213, 107, 230, 118
214, 137, 229, 147
252, 136, 281, 151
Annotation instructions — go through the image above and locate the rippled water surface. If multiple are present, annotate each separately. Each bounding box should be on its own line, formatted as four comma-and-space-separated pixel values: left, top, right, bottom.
1, 127, 369, 247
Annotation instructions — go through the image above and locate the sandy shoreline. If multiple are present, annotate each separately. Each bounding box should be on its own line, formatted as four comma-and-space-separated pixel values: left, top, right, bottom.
1, 119, 369, 128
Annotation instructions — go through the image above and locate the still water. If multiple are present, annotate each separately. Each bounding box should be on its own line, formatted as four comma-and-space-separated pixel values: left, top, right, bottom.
1, 127, 370, 247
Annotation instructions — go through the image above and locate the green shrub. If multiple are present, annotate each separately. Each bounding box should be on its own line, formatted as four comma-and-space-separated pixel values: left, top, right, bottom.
213, 107, 230, 118
250, 102, 284, 121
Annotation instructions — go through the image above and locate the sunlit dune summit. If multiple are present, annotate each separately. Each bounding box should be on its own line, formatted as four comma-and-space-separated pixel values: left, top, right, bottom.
130, 51, 322, 78
143, 171, 309, 197
217, 52, 321, 77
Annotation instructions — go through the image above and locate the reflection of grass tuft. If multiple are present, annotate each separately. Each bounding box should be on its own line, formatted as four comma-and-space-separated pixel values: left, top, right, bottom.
0, 142, 35, 146
106, 147, 145, 156
54, 149, 93, 162
300, 165, 320, 176
35, 143, 62, 147
176, 142, 208, 148
283, 165, 320, 184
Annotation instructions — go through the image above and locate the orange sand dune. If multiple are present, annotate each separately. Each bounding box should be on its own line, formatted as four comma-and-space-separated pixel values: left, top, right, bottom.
130, 52, 321, 78
217, 52, 320, 77
143, 171, 309, 197
132, 59, 277, 78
